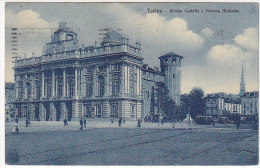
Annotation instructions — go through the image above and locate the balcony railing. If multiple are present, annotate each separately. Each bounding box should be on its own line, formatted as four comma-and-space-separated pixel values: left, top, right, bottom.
15, 57, 41, 67
14, 44, 141, 67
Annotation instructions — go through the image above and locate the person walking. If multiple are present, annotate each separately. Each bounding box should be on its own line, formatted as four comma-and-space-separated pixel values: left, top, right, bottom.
118, 118, 122, 127
84, 118, 86, 128
137, 119, 141, 127
11, 122, 19, 134
25, 118, 29, 127
236, 116, 241, 130
79, 118, 83, 130
64, 118, 67, 126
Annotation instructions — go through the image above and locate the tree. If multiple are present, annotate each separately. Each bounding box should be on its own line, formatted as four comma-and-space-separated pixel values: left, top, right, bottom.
155, 81, 176, 120
155, 81, 169, 114
165, 98, 177, 120
150, 86, 155, 118
180, 94, 189, 119
189, 87, 206, 120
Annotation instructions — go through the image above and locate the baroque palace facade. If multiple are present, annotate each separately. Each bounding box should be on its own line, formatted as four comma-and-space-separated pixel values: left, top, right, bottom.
13, 22, 182, 121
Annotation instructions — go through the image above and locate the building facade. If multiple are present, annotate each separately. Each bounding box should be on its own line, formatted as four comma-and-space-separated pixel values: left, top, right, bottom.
5, 82, 15, 118
205, 93, 241, 116
205, 93, 225, 116
12, 22, 182, 121
241, 91, 259, 116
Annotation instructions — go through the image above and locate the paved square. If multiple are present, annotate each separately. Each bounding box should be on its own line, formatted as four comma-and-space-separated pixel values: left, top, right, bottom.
5, 121, 258, 165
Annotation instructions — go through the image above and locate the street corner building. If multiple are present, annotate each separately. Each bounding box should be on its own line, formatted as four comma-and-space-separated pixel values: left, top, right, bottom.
12, 22, 183, 121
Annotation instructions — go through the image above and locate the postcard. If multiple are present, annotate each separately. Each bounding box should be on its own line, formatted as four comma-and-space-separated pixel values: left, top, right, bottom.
4, 2, 259, 166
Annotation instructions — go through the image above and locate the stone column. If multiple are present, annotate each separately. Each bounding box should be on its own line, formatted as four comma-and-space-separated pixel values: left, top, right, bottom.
41, 71, 45, 98
32, 75, 36, 99
52, 69, 55, 97
92, 66, 97, 97
121, 64, 125, 97
55, 73, 58, 97
105, 65, 110, 97
24, 74, 28, 99
40, 103, 46, 121
61, 102, 67, 120
50, 102, 56, 121
63, 68, 66, 97
15, 75, 19, 99
75, 68, 78, 97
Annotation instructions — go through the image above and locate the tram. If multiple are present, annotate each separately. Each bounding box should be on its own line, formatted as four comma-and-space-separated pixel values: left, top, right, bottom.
196, 115, 213, 125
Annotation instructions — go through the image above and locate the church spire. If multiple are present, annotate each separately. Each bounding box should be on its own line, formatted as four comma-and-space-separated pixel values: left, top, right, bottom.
239, 61, 246, 96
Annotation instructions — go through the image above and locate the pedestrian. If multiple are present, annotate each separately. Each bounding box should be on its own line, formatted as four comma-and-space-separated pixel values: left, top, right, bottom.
137, 119, 141, 127
11, 122, 19, 134
111, 117, 114, 124
236, 116, 241, 130
64, 118, 67, 126
25, 119, 29, 127
160, 114, 164, 125
118, 118, 122, 127
79, 118, 83, 130
84, 118, 86, 128
123, 118, 125, 124
161, 117, 164, 125
212, 119, 215, 127
65, 119, 68, 126
15, 118, 18, 124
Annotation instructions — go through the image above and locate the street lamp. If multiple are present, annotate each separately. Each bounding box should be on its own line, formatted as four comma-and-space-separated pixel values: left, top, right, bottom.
188, 96, 190, 125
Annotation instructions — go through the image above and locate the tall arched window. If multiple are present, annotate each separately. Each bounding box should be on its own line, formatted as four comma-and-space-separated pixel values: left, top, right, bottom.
86, 78, 93, 98
98, 76, 105, 97
112, 76, 120, 96
26, 82, 31, 99
130, 75, 135, 95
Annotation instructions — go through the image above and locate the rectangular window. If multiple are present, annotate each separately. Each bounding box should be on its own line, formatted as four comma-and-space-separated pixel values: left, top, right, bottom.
112, 65, 120, 71
84, 105, 91, 117
131, 105, 135, 118
96, 105, 102, 118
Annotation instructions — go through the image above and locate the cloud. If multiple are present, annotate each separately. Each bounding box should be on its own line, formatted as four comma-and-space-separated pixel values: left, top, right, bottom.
105, 4, 205, 52
5, 9, 57, 60
207, 44, 252, 63
6, 9, 54, 29
205, 27, 258, 94
207, 27, 258, 64
201, 28, 213, 38
234, 28, 258, 51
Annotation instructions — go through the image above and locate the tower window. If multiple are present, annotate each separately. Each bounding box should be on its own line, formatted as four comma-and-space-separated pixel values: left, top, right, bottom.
67, 34, 73, 40
172, 58, 176, 63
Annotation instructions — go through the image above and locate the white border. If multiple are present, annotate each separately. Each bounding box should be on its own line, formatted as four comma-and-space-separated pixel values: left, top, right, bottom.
1, 1, 259, 168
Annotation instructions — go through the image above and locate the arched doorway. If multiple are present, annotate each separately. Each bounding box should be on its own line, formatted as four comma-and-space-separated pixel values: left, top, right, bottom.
55, 102, 61, 121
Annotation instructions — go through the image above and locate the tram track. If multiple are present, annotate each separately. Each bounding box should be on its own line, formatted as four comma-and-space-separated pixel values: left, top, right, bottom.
172, 133, 258, 164
20, 130, 188, 165
6, 129, 161, 160
6, 128, 257, 165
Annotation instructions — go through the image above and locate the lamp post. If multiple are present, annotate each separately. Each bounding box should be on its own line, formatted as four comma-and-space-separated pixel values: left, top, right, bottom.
188, 96, 191, 125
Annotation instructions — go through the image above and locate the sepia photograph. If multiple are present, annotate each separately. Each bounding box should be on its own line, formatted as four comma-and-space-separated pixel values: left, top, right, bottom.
3, 1, 259, 166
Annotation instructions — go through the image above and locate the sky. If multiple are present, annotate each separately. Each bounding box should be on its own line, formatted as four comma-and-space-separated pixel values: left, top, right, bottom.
5, 2, 259, 94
